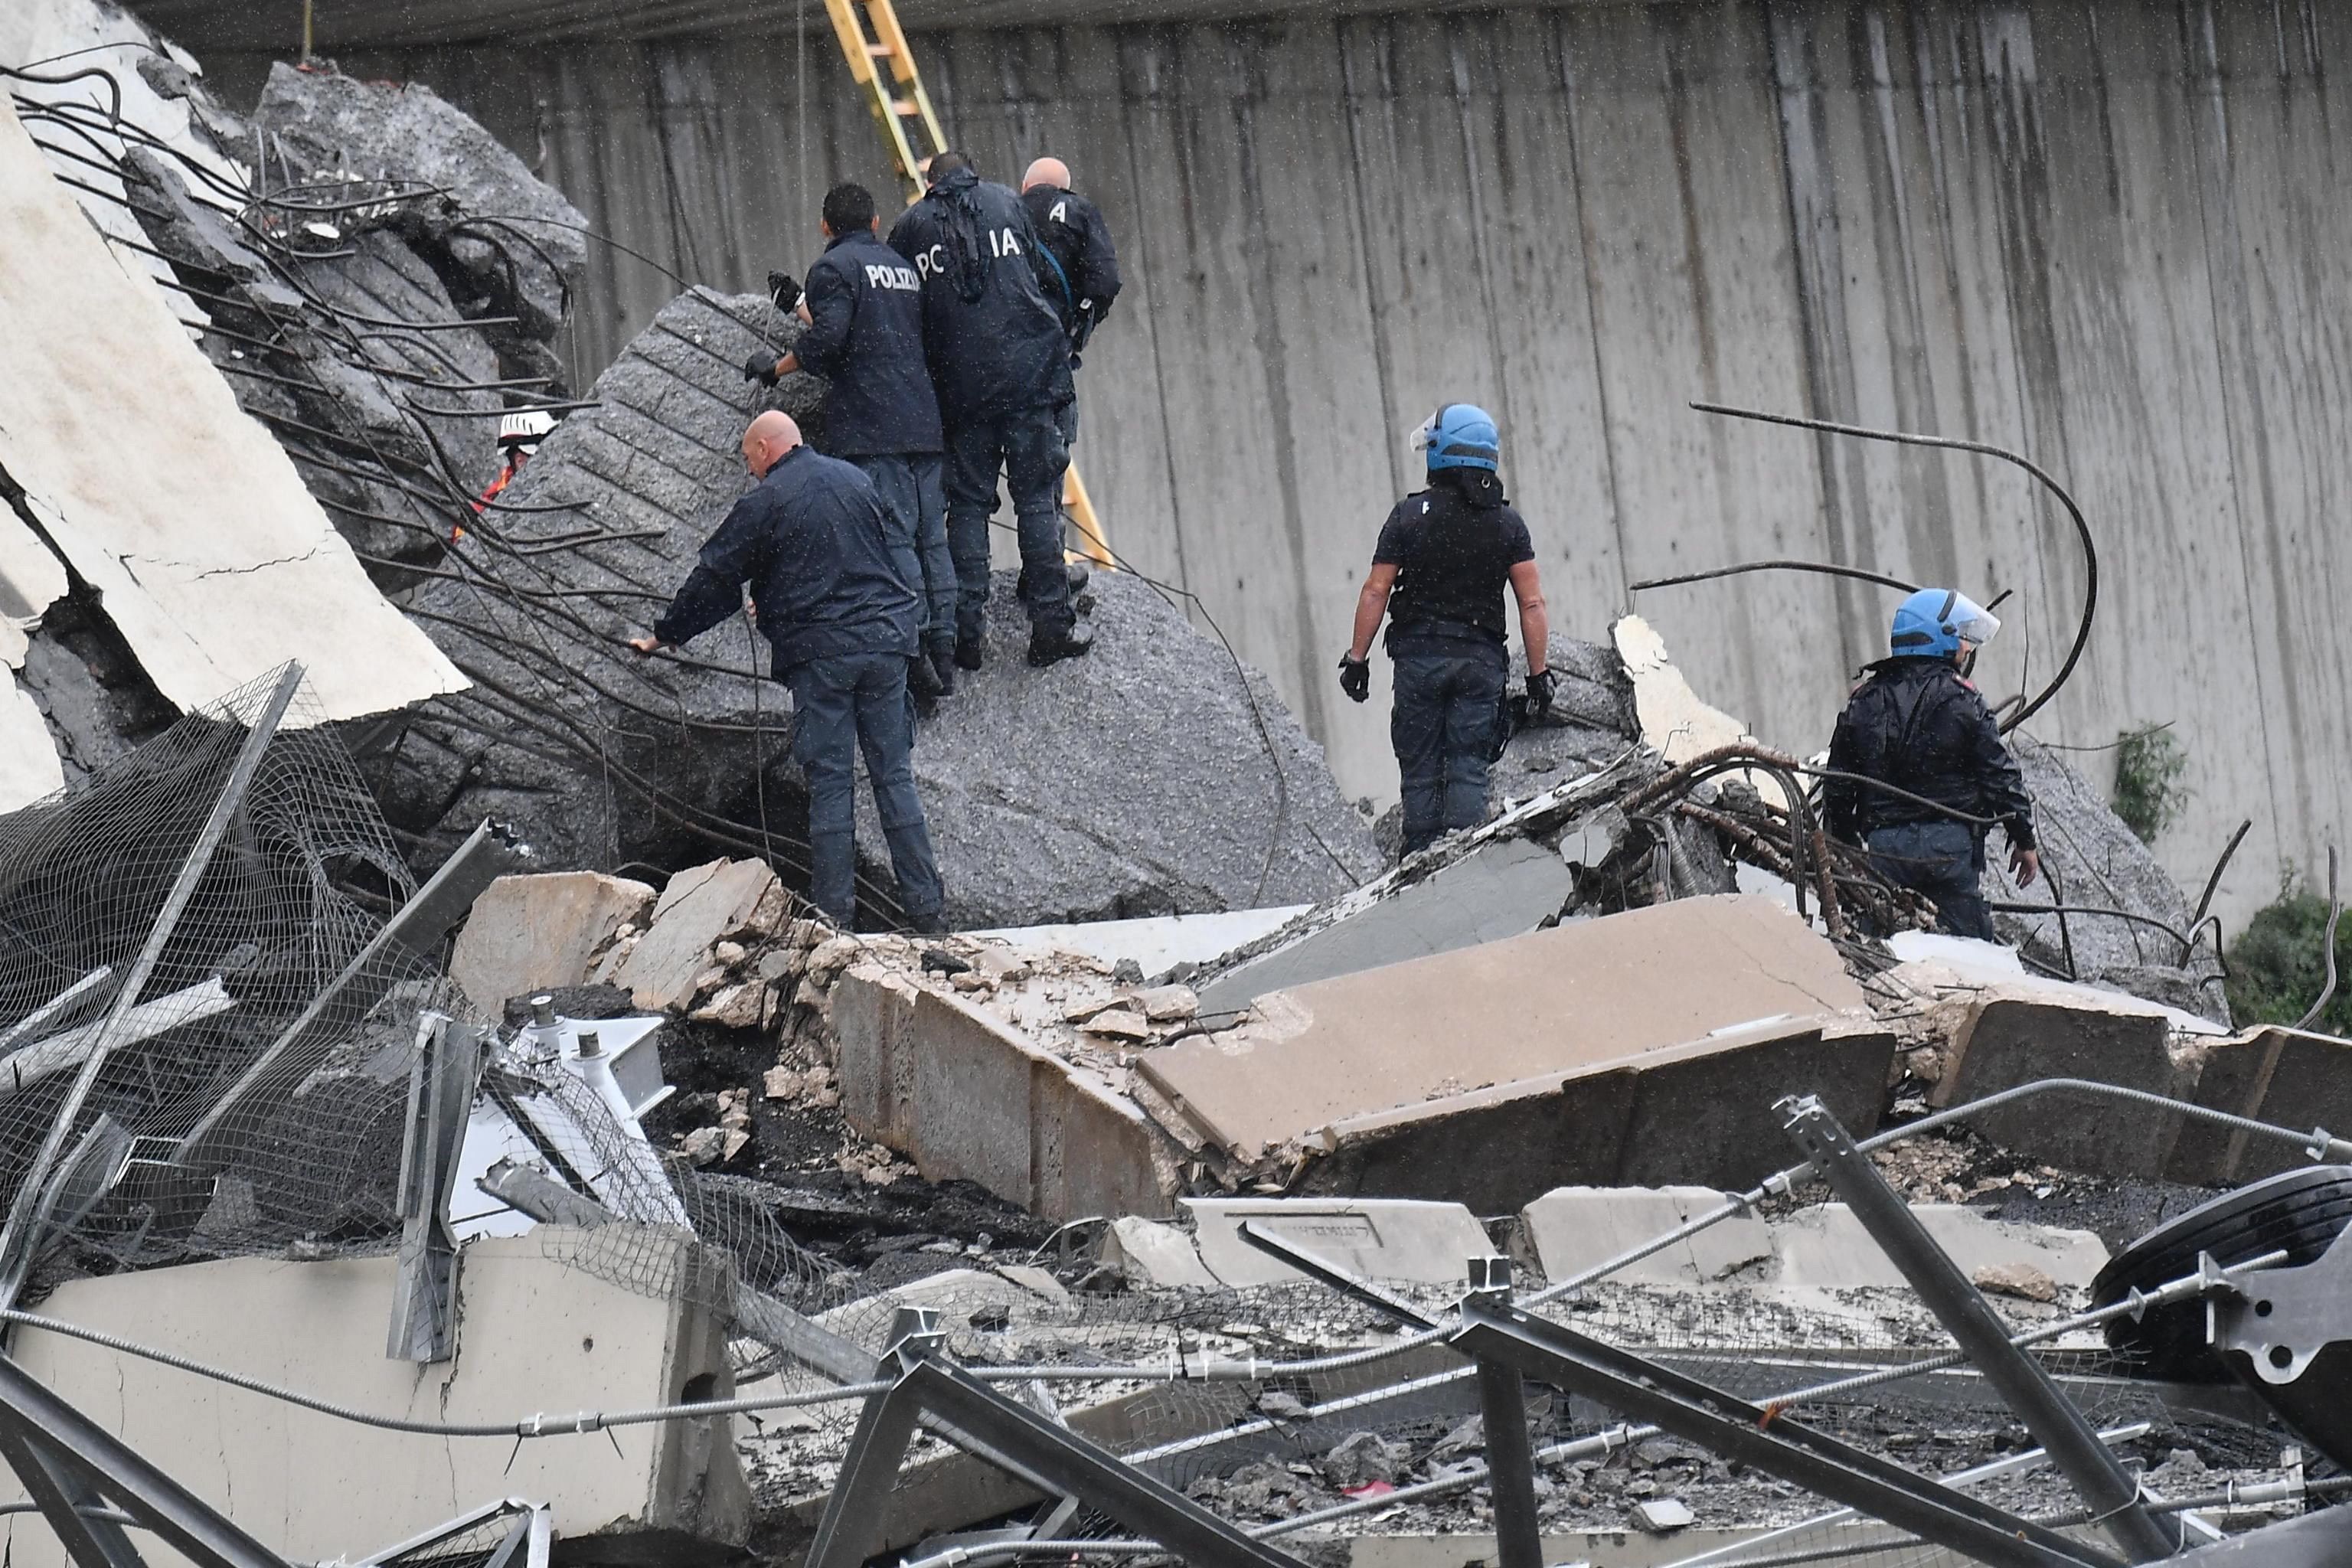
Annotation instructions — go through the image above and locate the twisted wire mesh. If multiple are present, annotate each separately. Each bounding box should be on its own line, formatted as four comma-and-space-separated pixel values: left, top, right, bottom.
0, 668, 466, 1280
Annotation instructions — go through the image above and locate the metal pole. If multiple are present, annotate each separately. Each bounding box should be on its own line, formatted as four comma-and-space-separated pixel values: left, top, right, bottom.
1779, 1095, 2182, 1562
1451, 1303, 2115, 1568
1467, 1257, 1542, 1568
0, 1354, 292, 1568
0, 665, 302, 1305
0, 1419, 148, 1568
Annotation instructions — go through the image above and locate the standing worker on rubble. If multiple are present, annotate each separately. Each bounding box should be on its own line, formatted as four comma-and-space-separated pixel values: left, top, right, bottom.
888, 150, 1092, 671
1337, 403, 1554, 858
627, 411, 946, 935
1019, 156, 1122, 459
746, 182, 958, 703
1823, 589, 2040, 941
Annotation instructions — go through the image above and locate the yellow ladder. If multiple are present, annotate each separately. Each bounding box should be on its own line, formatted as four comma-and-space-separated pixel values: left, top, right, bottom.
821, 0, 1114, 569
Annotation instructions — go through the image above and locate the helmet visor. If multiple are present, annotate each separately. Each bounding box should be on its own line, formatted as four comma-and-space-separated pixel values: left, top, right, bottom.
1945, 593, 2000, 648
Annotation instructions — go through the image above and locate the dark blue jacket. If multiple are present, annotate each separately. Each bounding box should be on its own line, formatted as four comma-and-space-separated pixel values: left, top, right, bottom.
794, 230, 942, 457
1020, 184, 1122, 367
652, 446, 919, 671
887, 168, 1072, 425
1824, 657, 2037, 850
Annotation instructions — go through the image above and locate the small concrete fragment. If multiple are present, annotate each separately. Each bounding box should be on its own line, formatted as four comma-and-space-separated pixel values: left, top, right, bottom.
1974, 1261, 2060, 1302
615, 858, 786, 1012
1137, 985, 1199, 1023
1101, 1216, 1220, 1289
1080, 1008, 1150, 1041
1520, 1187, 1773, 1285
1184, 1197, 1494, 1287
1634, 1498, 1696, 1533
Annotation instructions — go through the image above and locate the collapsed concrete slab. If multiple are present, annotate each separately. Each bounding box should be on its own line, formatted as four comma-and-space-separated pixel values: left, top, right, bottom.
860, 570, 1383, 928
254, 63, 588, 358
610, 858, 790, 1012
0, 96, 466, 744
5, 1231, 749, 1566
1139, 896, 1892, 1208
1518, 1186, 1775, 1287
1769, 1204, 2108, 1292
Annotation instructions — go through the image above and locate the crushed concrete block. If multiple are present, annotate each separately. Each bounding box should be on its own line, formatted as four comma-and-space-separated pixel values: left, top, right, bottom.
679, 1127, 727, 1167
763, 1067, 802, 1100
1197, 835, 1575, 1014
974, 947, 1032, 983
1080, 1008, 1151, 1041
2171, 1027, 2352, 1184
1100, 1216, 1220, 1289
10, 1232, 746, 1563
1184, 1198, 1494, 1287
615, 859, 785, 1012
1771, 1204, 2106, 1292
1975, 1261, 2059, 1302
1138, 985, 1198, 1023
831, 969, 1178, 1221
448, 871, 656, 1014
1931, 990, 2192, 1178
1521, 1187, 1773, 1286
690, 982, 765, 1028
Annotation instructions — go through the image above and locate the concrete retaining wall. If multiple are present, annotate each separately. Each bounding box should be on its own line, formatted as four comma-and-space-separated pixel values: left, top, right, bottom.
201, 0, 2352, 931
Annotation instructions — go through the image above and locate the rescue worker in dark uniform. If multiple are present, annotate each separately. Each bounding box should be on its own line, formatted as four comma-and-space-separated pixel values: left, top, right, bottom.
1338, 403, 1555, 858
887, 150, 1090, 671
629, 412, 946, 934
1019, 155, 1122, 449
1824, 589, 2040, 941
747, 183, 957, 699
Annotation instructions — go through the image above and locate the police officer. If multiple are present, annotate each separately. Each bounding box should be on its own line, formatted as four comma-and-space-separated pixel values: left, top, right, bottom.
1824, 589, 2040, 941
748, 182, 956, 699
629, 412, 946, 934
1019, 155, 1122, 448
887, 150, 1089, 671
1338, 404, 1554, 858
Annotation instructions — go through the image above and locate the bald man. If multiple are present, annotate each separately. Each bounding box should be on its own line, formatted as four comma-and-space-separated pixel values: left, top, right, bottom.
1020, 155, 1122, 446
630, 412, 946, 933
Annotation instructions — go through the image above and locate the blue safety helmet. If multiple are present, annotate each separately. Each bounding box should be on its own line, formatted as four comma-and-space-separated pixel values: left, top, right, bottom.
1414, 403, 1501, 473
1890, 588, 2001, 659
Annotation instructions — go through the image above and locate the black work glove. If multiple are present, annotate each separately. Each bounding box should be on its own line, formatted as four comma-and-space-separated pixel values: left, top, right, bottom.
766, 270, 801, 312
1524, 668, 1555, 719
742, 351, 781, 387
1338, 654, 1370, 704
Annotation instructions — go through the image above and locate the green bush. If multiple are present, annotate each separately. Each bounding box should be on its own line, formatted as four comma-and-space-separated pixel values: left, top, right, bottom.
2227, 876, 2352, 1034
2111, 724, 2190, 845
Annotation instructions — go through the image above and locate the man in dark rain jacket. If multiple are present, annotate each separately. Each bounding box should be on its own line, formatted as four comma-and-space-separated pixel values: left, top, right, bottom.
887, 150, 1089, 671
749, 182, 957, 701
1020, 155, 1122, 447
1824, 588, 2040, 942
629, 412, 946, 933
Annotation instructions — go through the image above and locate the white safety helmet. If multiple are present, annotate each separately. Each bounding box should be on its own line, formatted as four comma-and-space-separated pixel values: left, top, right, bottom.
497, 409, 558, 455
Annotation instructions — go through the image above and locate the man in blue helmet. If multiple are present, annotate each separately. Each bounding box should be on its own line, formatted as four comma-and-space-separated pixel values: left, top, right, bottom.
1824, 589, 2040, 941
1338, 403, 1553, 858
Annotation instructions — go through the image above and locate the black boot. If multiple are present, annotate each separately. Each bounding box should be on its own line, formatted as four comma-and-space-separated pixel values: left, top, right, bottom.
908, 650, 946, 714
1027, 622, 1094, 669
928, 641, 957, 696
1065, 562, 1091, 596
954, 634, 984, 672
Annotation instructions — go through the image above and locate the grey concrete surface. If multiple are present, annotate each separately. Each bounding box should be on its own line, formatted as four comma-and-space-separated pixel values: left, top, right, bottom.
190, 0, 2352, 941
